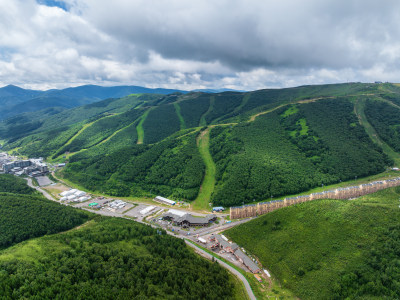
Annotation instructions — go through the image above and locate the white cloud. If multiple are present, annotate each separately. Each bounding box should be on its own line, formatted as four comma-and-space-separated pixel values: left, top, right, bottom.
0, 0, 400, 90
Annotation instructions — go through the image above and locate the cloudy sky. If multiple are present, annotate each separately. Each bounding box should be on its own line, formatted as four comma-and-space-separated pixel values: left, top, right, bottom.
1, 0, 400, 91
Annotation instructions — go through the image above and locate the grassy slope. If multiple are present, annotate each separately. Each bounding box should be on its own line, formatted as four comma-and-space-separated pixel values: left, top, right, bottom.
136, 108, 151, 144
174, 102, 186, 130
225, 187, 400, 299
59, 122, 91, 148
354, 97, 400, 166
199, 96, 214, 126
192, 128, 216, 211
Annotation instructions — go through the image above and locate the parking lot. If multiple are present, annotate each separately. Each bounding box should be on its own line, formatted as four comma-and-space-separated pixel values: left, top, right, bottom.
35, 176, 53, 187
124, 204, 165, 222
73, 197, 110, 208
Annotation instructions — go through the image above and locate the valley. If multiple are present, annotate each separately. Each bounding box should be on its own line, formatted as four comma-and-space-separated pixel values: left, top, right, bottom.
3, 82, 400, 299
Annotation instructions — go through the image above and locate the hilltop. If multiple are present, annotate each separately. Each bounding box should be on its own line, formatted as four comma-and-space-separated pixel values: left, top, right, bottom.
0, 84, 186, 120
2, 82, 400, 208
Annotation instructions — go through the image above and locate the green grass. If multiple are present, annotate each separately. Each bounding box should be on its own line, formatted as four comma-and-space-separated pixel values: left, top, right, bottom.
192, 129, 216, 211
136, 108, 151, 144
174, 102, 186, 130
199, 96, 214, 126
59, 121, 94, 148
281, 105, 299, 117
298, 118, 309, 135
355, 98, 400, 166
225, 186, 400, 299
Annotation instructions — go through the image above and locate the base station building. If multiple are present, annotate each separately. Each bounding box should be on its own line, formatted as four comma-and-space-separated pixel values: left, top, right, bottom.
162, 209, 217, 227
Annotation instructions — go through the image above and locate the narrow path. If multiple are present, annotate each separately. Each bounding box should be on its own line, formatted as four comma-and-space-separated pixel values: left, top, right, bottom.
174, 102, 186, 130
354, 98, 400, 166
185, 240, 255, 300
136, 109, 151, 144
193, 128, 216, 211
248, 96, 335, 122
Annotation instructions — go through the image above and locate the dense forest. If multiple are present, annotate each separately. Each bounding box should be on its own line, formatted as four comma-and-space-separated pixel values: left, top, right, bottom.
64, 131, 205, 200
0, 174, 36, 195
2, 83, 400, 206
365, 99, 400, 152
0, 174, 89, 249
225, 186, 400, 299
209, 99, 390, 206
0, 217, 236, 299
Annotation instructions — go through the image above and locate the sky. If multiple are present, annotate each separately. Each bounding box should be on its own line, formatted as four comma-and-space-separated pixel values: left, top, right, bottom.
1, 0, 400, 91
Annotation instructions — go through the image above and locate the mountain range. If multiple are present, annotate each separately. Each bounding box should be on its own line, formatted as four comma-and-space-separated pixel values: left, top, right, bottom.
0, 84, 188, 120
2, 82, 400, 209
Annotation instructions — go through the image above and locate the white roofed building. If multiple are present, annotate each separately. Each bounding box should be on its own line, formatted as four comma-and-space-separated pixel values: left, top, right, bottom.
154, 196, 176, 206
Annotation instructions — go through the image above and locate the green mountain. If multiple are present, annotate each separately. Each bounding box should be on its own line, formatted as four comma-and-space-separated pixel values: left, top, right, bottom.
0, 84, 186, 120
224, 186, 400, 299
3, 82, 400, 207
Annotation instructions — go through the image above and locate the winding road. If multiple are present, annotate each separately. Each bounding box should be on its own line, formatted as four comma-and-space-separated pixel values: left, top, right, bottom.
25, 178, 56, 201
28, 179, 257, 300
185, 240, 256, 300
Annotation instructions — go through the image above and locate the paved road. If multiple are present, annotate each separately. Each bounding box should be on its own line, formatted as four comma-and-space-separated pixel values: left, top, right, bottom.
25, 178, 57, 201
185, 240, 256, 300
194, 218, 254, 237
30, 180, 257, 300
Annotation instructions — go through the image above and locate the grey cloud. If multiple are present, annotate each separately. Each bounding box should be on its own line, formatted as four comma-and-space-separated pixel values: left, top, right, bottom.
69, 0, 400, 71
1, 0, 400, 90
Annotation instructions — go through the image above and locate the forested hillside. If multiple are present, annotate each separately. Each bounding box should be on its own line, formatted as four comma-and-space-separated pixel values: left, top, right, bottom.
0, 84, 185, 121
0, 174, 90, 249
209, 98, 390, 206
2, 83, 400, 207
64, 131, 205, 199
225, 186, 400, 299
0, 217, 238, 299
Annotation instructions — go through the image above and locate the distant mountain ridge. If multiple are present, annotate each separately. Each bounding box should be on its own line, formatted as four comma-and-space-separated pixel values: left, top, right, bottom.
0, 84, 245, 120
0, 84, 187, 120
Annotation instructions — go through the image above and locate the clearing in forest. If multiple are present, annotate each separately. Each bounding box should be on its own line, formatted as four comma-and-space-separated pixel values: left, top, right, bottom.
136, 109, 151, 144
174, 103, 186, 130
354, 98, 400, 166
192, 128, 216, 211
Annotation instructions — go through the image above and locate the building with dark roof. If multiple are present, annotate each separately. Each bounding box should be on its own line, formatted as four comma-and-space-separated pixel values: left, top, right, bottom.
162, 211, 217, 227
234, 248, 260, 273
214, 234, 260, 273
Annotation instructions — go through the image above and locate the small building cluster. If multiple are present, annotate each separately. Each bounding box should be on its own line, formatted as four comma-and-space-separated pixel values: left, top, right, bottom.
108, 200, 127, 210
162, 209, 217, 227
59, 189, 90, 202
1, 157, 49, 176
154, 196, 176, 206
208, 234, 260, 273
